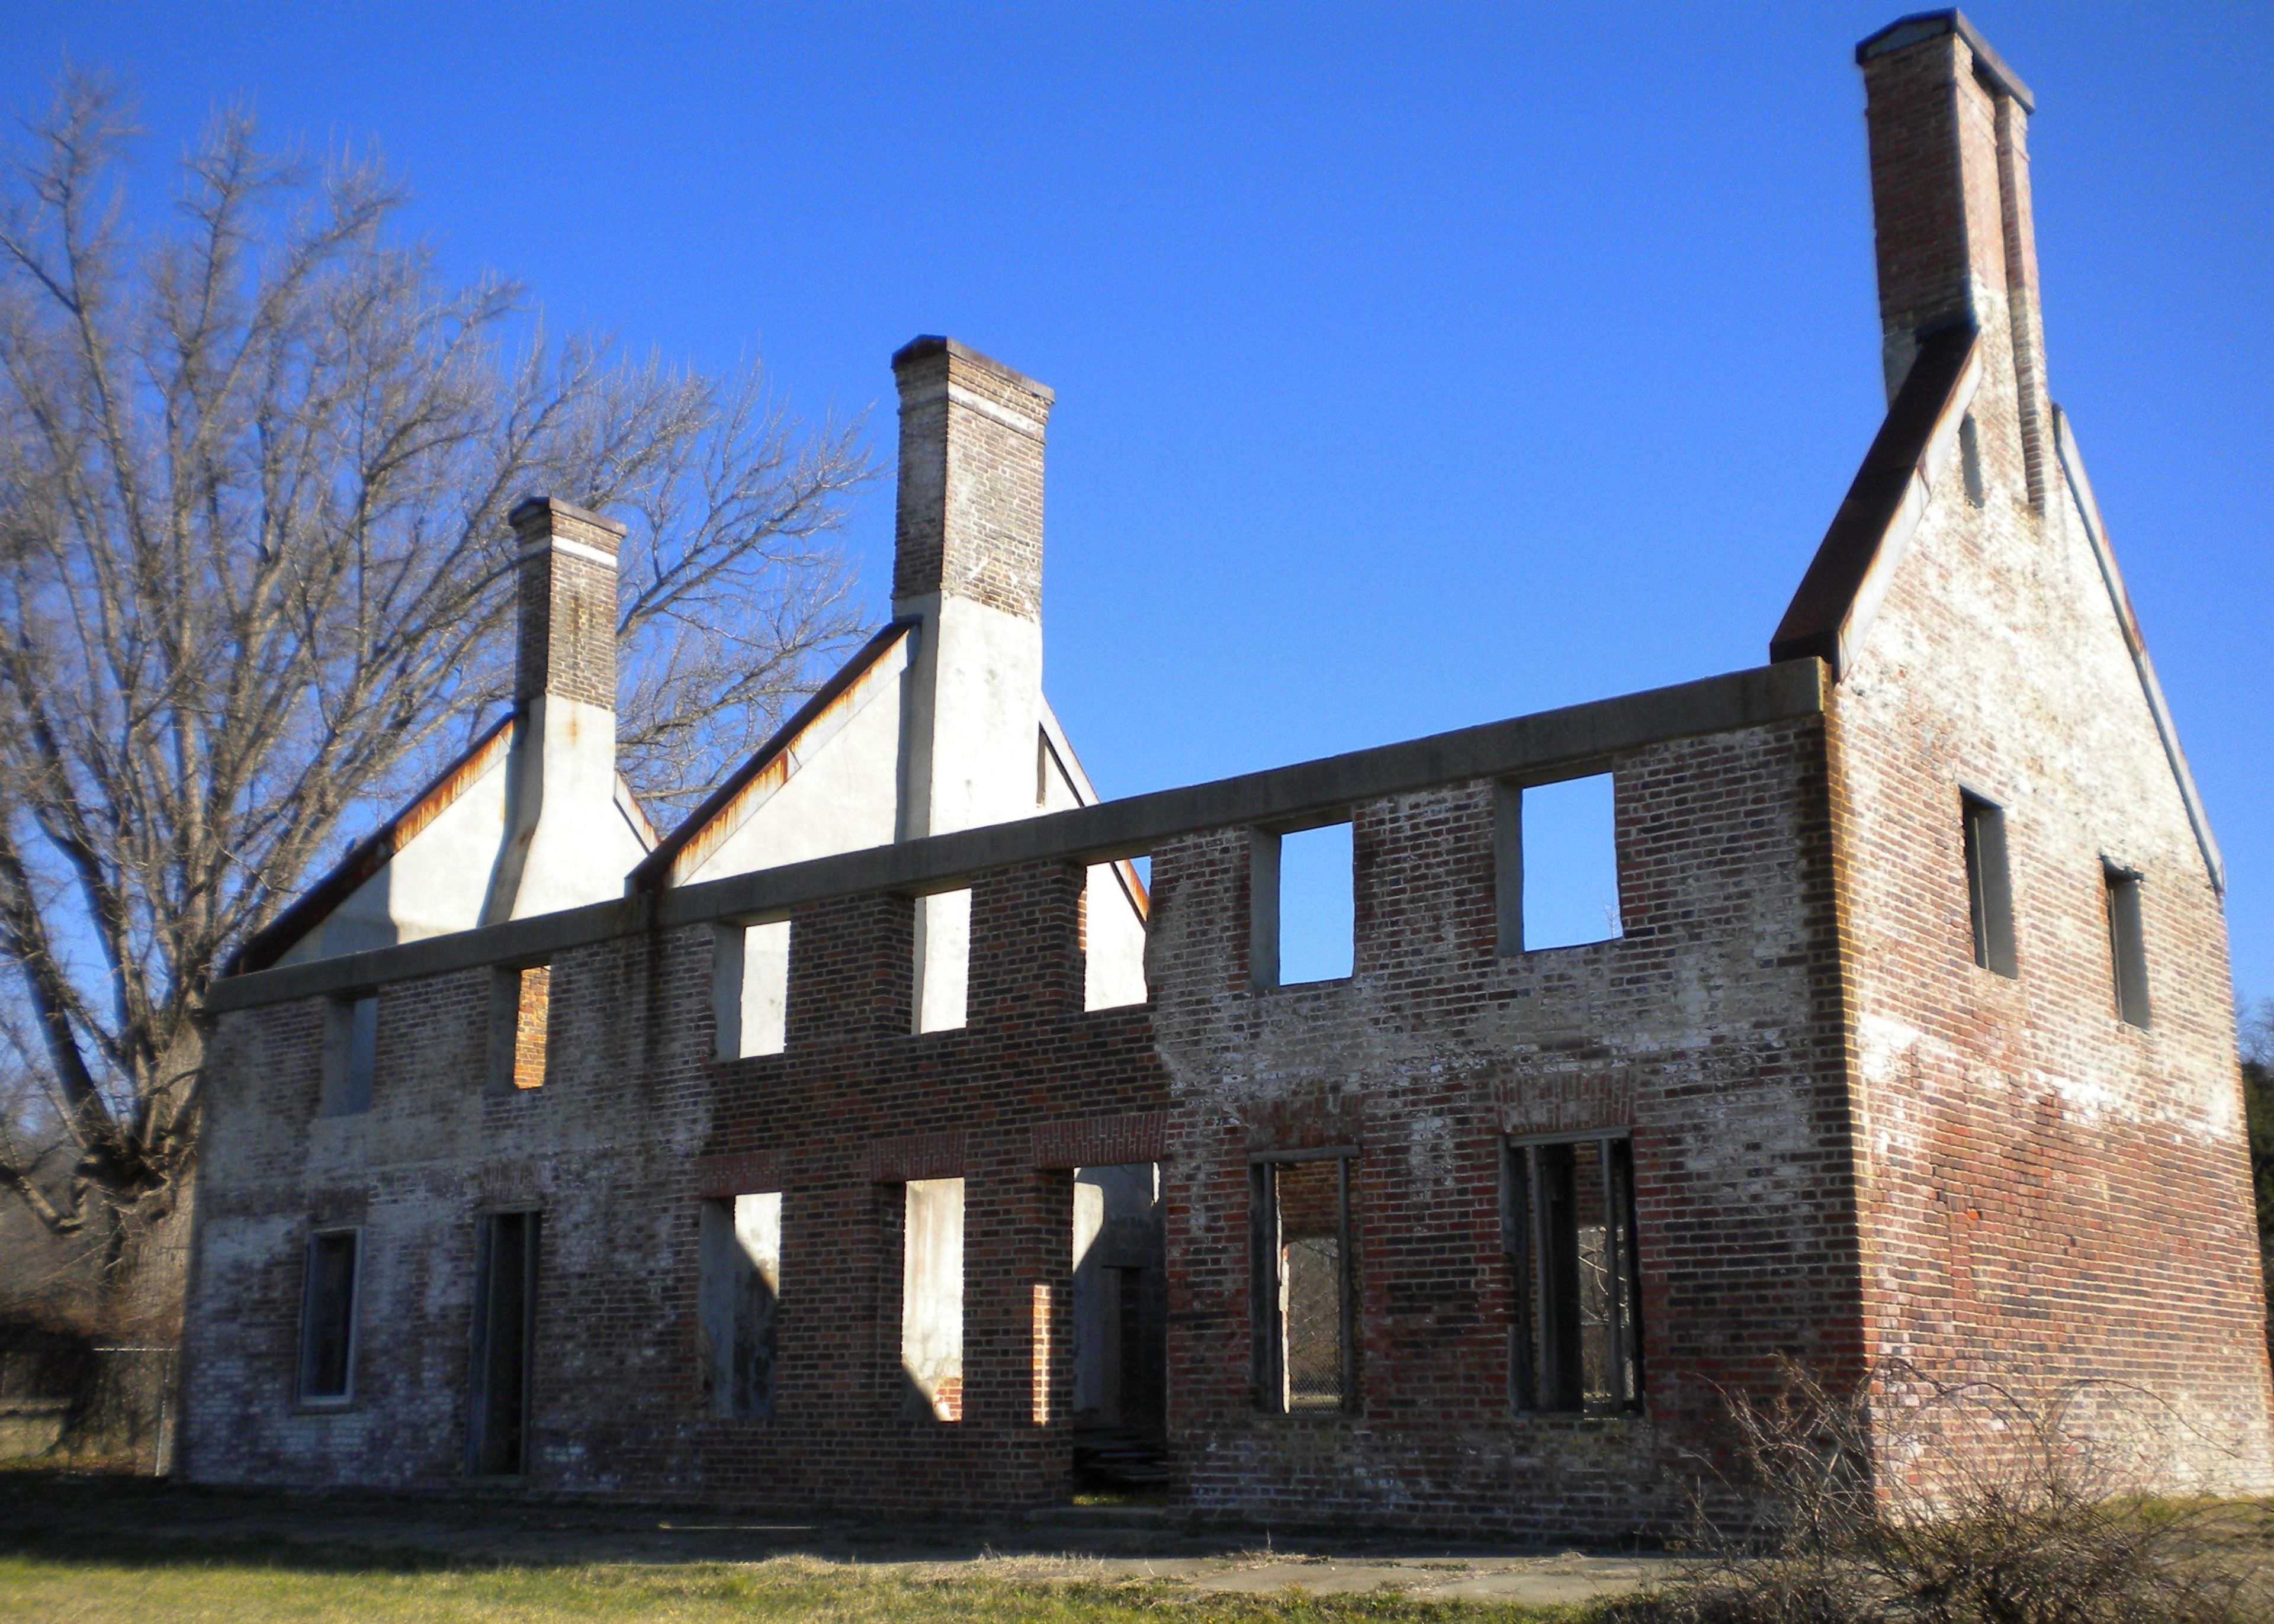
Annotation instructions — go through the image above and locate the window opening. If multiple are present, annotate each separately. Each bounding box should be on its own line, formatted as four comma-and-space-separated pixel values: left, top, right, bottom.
297, 1229, 359, 1403
1503, 774, 1622, 953
1960, 412, 1986, 507
1251, 822, 1353, 989
323, 995, 377, 1116
699, 1191, 780, 1416
1084, 860, 1149, 1011
2104, 864, 2150, 1028
468, 1210, 539, 1474
1071, 1163, 1167, 1487
1249, 1151, 1355, 1413
1961, 793, 2016, 976
901, 1176, 964, 1420
1505, 1133, 1642, 1414
914, 890, 970, 1033
490, 964, 552, 1089
714, 919, 790, 1060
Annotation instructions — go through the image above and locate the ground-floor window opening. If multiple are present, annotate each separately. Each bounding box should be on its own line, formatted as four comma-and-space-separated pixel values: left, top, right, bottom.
901, 1176, 964, 1421
699, 1191, 780, 1417
467, 1210, 539, 1474
1250, 1150, 1355, 1414
297, 1229, 359, 1404
1505, 1133, 1642, 1414
1071, 1162, 1167, 1490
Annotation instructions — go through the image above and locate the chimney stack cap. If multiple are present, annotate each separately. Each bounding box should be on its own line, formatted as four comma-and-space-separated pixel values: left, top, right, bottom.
1857, 9, 2034, 111
891, 335, 1056, 403
509, 495, 629, 545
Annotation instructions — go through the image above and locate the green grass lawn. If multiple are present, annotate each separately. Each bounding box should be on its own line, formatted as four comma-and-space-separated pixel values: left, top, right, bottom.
0, 1548, 1590, 1623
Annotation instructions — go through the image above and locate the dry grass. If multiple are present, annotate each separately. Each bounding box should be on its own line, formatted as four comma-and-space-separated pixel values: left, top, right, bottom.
1604, 1363, 2273, 1624
0, 1543, 1591, 1624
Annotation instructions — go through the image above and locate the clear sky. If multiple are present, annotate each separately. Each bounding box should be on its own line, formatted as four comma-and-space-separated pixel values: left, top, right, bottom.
4, 2, 2268, 1018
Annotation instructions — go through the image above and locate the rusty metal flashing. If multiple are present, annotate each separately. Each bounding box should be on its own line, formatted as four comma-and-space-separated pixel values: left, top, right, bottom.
228, 712, 522, 976
629, 619, 918, 892
207, 659, 1825, 1012
1771, 323, 1981, 678
2053, 407, 2225, 895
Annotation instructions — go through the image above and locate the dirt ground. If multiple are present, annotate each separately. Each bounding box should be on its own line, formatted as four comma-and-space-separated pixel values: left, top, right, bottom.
0, 1470, 1678, 1607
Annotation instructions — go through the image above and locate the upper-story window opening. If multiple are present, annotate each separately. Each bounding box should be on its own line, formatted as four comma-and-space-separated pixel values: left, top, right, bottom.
1961, 792, 2016, 977
715, 918, 791, 1060
1497, 773, 1623, 954
1250, 821, 1354, 989
322, 994, 377, 1117
2103, 863, 2150, 1029
914, 890, 970, 1034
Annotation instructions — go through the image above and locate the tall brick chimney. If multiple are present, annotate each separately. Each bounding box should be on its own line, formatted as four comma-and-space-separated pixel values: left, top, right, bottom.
888, 337, 1055, 842
481, 496, 645, 921
512, 496, 624, 708
1858, 9, 2051, 509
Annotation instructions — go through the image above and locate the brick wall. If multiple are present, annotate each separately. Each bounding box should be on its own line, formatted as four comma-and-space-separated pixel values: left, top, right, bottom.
180, 706, 1865, 1533
1148, 725, 1858, 1537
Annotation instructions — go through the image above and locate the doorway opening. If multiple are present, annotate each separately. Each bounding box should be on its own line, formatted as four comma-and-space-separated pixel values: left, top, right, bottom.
467, 1209, 538, 1476
1071, 1162, 1167, 1496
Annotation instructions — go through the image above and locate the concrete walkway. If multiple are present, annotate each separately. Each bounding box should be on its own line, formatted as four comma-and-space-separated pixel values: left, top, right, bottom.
0, 1474, 1682, 1606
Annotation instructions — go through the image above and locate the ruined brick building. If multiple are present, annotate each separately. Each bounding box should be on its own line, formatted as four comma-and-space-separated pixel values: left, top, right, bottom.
179, 12, 2273, 1534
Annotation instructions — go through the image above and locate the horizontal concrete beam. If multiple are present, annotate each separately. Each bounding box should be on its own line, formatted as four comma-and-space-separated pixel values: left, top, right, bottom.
207, 660, 1825, 1013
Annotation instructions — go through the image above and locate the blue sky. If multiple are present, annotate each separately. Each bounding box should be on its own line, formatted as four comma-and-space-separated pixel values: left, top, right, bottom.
4, 2, 2268, 1017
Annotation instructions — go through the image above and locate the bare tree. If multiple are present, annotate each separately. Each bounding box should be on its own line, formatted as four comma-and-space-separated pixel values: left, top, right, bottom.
0, 73, 876, 1321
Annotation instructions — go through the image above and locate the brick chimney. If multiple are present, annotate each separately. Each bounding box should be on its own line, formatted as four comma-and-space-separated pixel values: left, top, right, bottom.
481, 496, 645, 922
1858, 9, 2051, 509
888, 337, 1055, 843
513, 496, 624, 708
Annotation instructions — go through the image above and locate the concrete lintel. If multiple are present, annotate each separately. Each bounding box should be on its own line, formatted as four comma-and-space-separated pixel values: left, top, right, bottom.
207, 659, 1824, 1012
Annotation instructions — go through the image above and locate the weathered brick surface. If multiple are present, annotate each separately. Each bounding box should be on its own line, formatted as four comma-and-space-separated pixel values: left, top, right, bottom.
176, 16, 2272, 1534
1148, 732, 1857, 1537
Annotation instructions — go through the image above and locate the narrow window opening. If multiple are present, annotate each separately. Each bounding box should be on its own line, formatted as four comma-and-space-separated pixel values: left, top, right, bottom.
714, 919, 790, 1060
2104, 864, 2150, 1029
901, 1176, 964, 1420
1505, 774, 1622, 953
1251, 822, 1353, 988
1960, 412, 1986, 507
1961, 793, 2016, 977
297, 1229, 359, 1404
490, 965, 553, 1089
699, 1191, 780, 1417
467, 1210, 539, 1475
1249, 1152, 1355, 1413
1505, 1134, 1642, 1415
1084, 860, 1149, 1011
1071, 1163, 1167, 1464
322, 995, 377, 1116
913, 890, 970, 1034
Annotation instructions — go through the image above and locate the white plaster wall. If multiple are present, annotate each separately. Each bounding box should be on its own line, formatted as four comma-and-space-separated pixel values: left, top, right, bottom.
497, 696, 648, 920
284, 754, 512, 965
683, 668, 908, 885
